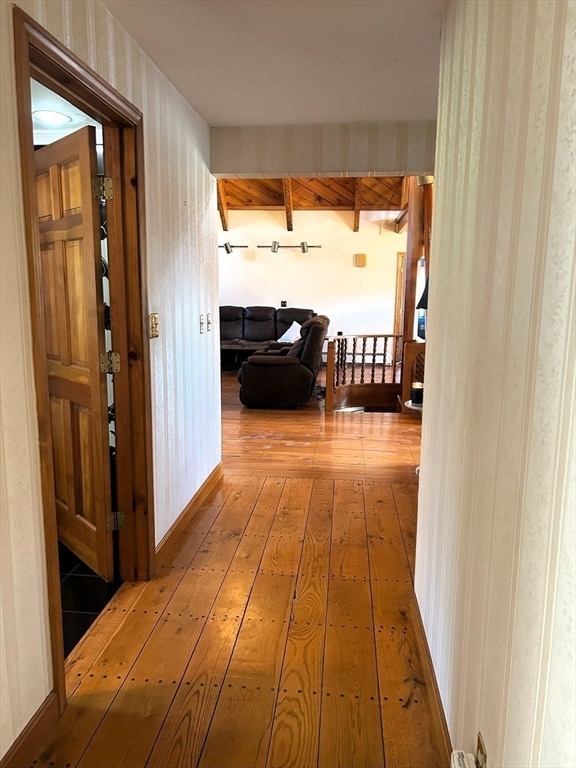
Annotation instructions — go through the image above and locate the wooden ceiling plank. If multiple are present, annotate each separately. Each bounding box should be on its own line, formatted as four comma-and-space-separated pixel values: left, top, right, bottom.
223, 178, 284, 208
218, 176, 407, 217
291, 177, 356, 209
361, 177, 402, 209
217, 179, 228, 231
313, 177, 356, 206
282, 179, 294, 231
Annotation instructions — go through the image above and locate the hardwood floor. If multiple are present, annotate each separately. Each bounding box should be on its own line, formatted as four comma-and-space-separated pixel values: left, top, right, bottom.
25, 372, 448, 768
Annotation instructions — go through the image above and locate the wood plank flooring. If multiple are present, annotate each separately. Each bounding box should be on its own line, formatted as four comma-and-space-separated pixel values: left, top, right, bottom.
26, 372, 448, 768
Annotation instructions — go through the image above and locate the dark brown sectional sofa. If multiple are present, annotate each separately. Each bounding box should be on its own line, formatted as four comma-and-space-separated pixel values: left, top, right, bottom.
219, 305, 315, 355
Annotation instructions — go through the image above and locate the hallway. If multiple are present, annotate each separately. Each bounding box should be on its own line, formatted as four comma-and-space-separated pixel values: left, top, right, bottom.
25, 372, 448, 768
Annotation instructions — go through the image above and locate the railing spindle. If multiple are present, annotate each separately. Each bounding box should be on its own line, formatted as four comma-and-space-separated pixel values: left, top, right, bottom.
382, 336, 388, 382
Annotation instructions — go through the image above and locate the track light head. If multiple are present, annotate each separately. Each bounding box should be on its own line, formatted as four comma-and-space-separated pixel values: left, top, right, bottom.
300, 241, 308, 253
224, 242, 233, 254
271, 240, 280, 253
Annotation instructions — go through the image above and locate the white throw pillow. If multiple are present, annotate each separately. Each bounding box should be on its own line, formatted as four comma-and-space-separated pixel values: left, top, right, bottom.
277, 320, 301, 343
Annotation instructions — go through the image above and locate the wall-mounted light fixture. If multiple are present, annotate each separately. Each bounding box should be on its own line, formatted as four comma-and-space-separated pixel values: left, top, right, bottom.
218, 242, 248, 253
257, 241, 322, 252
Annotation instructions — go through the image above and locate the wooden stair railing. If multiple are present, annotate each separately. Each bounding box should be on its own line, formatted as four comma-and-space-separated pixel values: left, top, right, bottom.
325, 334, 403, 412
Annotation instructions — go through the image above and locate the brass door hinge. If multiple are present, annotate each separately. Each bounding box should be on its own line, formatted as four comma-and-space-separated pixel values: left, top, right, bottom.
106, 510, 126, 531
99, 351, 120, 373
92, 175, 113, 200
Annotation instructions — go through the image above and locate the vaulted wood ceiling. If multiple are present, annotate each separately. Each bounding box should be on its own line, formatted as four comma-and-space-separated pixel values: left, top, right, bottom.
217, 176, 408, 233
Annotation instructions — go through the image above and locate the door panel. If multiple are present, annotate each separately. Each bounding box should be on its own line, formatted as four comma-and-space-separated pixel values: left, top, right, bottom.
35, 126, 114, 581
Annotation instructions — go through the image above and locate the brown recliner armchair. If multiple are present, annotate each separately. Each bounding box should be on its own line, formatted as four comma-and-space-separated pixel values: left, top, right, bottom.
237, 315, 330, 408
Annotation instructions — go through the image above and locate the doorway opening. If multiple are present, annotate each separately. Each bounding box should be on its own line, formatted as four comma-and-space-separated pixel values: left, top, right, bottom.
31, 79, 123, 654
14, 6, 154, 710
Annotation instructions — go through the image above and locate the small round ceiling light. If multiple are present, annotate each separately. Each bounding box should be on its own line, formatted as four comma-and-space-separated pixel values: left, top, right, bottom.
32, 110, 72, 126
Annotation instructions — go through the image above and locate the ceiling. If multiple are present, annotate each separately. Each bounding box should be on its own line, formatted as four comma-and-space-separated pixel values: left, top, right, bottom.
100, 0, 446, 128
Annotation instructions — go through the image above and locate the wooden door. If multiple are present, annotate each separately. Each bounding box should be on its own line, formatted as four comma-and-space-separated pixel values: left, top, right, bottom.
35, 126, 114, 581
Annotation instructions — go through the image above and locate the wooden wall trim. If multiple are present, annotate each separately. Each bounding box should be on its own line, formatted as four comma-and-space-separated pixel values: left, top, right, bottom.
411, 594, 453, 765
0, 692, 59, 768
16, 8, 142, 125
155, 464, 224, 565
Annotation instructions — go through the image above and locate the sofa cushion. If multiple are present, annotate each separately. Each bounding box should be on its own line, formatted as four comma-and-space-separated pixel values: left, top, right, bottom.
219, 305, 244, 340
244, 306, 276, 341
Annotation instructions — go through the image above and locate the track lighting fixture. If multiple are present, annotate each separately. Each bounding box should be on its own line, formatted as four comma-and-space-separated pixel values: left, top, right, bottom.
256, 241, 322, 252
218, 242, 248, 253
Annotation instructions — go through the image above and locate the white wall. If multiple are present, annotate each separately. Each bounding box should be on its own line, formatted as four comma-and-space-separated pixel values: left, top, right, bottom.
416, 1, 575, 767
219, 210, 406, 335
0, 0, 220, 757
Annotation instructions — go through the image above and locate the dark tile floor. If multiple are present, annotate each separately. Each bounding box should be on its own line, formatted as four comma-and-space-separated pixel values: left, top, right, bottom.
58, 542, 121, 656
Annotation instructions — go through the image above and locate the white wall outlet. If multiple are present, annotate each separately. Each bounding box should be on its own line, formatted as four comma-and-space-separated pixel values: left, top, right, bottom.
199, 314, 205, 333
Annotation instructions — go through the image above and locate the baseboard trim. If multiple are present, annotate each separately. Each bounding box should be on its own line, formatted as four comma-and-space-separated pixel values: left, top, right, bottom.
155, 463, 224, 563
0, 691, 59, 768
412, 594, 453, 765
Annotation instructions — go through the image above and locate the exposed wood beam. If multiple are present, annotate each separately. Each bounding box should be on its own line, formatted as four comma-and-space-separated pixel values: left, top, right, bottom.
402, 176, 425, 346
283, 178, 293, 231
395, 208, 408, 233
353, 178, 363, 232
401, 176, 410, 209
422, 183, 434, 269
217, 179, 229, 231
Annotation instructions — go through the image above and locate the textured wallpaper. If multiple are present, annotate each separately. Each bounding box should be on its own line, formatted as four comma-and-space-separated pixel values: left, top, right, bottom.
415, 1, 575, 766
211, 120, 437, 177
12, 0, 222, 543
1, 0, 220, 754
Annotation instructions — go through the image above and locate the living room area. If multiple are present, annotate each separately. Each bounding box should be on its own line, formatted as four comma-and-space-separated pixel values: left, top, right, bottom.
218, 197, 408, 342
217, 176, 429, 413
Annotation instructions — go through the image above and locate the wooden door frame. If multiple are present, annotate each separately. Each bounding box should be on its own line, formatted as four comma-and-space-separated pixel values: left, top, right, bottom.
13, 7, 154, 711
394, 251, 406, 337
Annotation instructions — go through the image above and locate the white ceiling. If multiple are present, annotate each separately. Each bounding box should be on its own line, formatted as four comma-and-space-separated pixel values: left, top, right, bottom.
101, 0, 447, 128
